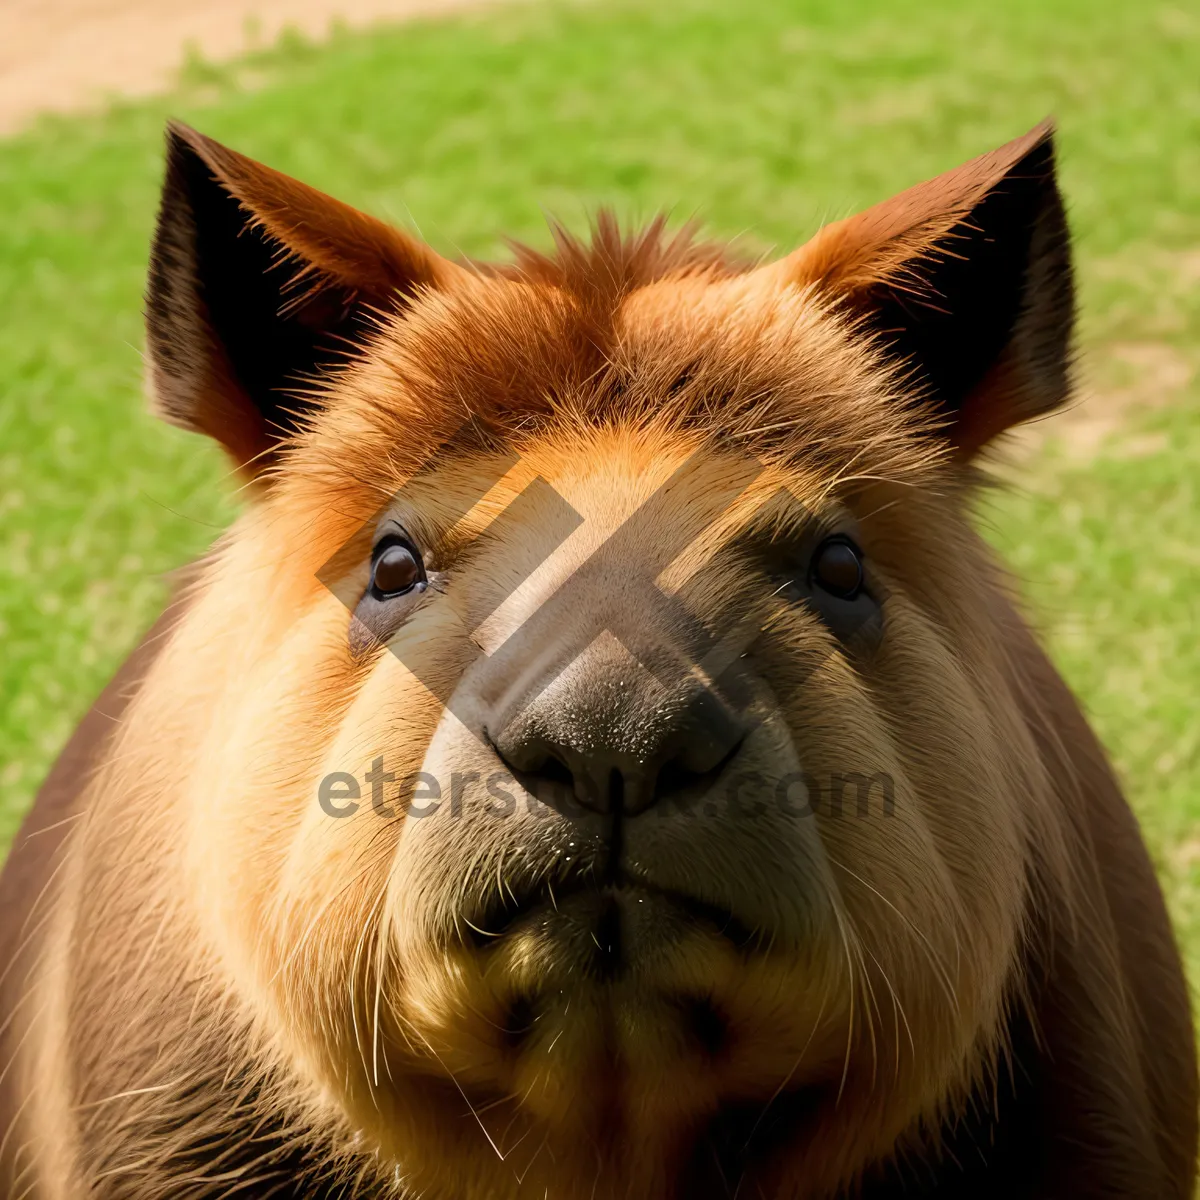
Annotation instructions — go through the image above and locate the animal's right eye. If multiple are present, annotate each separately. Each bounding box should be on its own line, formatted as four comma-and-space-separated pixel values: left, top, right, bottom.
371, 541, 424, 598
350, 534, 430, 655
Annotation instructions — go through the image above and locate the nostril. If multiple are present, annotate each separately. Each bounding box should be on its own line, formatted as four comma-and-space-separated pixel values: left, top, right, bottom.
486, 726, 615, 813
484, 725, 573, 788
654, 757, 709, 797
485, 695, 746, 819
539, 754, 574, 788
651, 737, 745, 807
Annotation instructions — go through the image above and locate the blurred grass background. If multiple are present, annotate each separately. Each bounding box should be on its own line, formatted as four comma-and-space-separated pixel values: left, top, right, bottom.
0, 0, 1197, 982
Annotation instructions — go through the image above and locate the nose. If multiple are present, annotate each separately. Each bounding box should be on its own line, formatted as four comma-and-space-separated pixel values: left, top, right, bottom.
485, 638, 746, 817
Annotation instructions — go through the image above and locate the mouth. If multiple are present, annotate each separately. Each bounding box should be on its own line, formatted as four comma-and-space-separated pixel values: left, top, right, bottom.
461, 867, 764, 962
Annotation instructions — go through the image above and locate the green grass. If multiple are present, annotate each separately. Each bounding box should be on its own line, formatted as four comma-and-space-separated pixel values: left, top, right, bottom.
0, 0, 1198, 978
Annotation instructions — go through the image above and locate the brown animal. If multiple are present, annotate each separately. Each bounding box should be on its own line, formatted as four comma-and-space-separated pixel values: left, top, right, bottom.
0, 119, 1195, 1199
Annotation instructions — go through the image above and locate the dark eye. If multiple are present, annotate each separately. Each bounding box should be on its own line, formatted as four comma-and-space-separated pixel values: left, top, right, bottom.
371, 540, 425, 599
810, 536, 864, 600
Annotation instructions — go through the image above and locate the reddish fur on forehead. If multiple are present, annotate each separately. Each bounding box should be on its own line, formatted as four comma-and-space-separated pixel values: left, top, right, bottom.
283, 213, 946, 506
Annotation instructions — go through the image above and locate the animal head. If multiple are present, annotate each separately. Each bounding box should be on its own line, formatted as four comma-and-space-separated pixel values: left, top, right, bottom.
136, 121, 1074, 1197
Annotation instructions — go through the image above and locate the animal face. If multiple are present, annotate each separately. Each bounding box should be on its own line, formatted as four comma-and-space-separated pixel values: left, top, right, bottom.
139, 121, 1074, 1196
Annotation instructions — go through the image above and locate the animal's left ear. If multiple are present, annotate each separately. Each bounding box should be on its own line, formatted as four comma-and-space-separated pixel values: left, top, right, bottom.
768, 120, 1074, 457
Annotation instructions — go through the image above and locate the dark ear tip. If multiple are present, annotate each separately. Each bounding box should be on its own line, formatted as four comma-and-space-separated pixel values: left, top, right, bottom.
994, 118, 1056, 170
1010, 118, 1060, 187
162, 120, 236, 184
162, 121, 208, 189
1030, 115, 1057, 141
164, 119, 203, 156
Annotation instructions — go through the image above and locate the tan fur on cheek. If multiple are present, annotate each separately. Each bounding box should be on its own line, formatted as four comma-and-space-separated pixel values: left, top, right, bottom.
179, 602, 465, 1106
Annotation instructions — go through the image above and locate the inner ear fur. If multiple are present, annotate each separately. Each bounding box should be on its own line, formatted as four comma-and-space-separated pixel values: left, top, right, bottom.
771, 120, 1075, 456
145, 122, 464, 474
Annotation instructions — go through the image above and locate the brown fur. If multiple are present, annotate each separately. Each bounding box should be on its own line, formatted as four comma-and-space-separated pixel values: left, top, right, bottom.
0, 121, 1194, 1199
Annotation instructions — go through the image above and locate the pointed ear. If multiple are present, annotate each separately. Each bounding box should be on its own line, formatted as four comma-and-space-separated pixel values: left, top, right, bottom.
767, 120, 1075, 457
145, 122, 465, 475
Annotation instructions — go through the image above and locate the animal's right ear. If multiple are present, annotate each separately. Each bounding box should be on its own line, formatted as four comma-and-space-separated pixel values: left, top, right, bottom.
146, 122, 465, 477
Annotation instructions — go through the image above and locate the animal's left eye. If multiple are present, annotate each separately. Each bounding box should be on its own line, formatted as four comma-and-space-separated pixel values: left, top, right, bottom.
809, 536, 864, 600
371, 541, 424, 598
788, 533, 881, 651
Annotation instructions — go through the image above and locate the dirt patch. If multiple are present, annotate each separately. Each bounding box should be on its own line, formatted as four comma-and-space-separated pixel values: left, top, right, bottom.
995, 241, 1200, 467
1175, 248, 1200, 287
1003, 339, 1194, 465
1061, 341, 1190, 456
1169, 835, 1200, 876
0, 0, 507, 136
